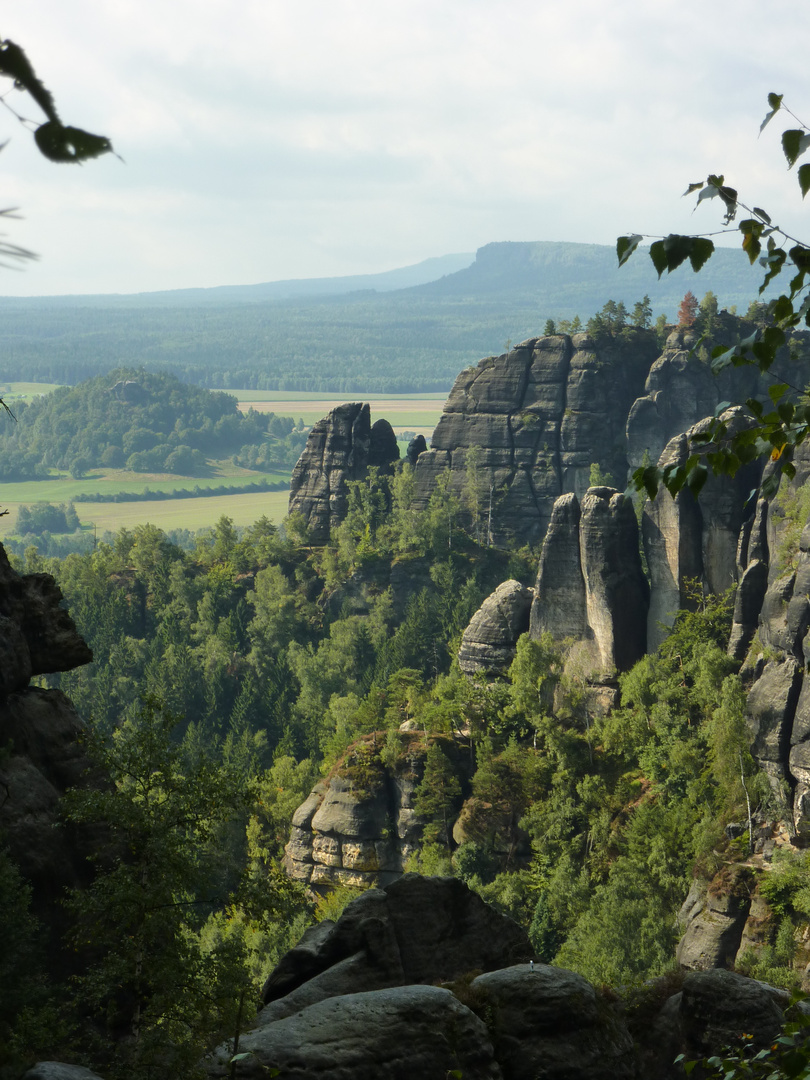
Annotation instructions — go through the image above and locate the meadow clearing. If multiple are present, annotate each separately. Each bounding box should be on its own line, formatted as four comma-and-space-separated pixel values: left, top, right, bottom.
0, 384, 444, 537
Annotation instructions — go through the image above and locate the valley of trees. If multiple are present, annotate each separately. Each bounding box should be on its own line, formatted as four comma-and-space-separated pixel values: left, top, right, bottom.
3, 443, 798, 1076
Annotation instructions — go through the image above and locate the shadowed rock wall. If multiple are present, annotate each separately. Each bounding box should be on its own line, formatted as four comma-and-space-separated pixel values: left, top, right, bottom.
288, 402, 399, 543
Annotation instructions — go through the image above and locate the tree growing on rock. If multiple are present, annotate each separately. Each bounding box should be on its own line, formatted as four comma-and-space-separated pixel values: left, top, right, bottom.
677, 291, 699, 328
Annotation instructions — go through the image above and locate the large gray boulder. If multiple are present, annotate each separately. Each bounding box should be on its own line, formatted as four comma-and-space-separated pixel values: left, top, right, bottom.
675, 871, 753, 971
261, 876, 530, 1020
23, 1066, 105, 1080
288, 402, 399, 543
206, 985, 502, 1080
458, 579, 533, 676
471, 965, 636, 1080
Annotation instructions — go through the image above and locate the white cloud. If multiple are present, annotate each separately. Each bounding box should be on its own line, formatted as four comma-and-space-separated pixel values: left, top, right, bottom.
0, 0, 808, 293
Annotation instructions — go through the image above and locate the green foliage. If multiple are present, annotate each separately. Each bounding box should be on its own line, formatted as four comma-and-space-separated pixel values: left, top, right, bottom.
621, 95, 810, 501
678, 995, 810, 1079
15, 501, 79, 536
0, 368, 297, 482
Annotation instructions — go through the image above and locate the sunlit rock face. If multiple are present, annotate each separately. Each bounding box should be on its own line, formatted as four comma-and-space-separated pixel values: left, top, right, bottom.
411, 332, 656, 547
288, 402, 399, 543
457, 579, 533, 677
527, 487, 648, 682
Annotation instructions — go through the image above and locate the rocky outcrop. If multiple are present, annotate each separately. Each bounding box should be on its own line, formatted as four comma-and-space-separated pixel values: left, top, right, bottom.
675, 868, 754, 971
471, 965, 636, 1080
0, 543, 98, 966
529, 487, 648, 680
284, 735, 472, 889
626, 319, 810, 474
208, 984, 502, 1080
457, 579, 533, 676
261, 875, 530, 1018
288, 402, 399, 543
205, 879, 793, 1080
412, 333, 656, 547
643, 409, 762, 650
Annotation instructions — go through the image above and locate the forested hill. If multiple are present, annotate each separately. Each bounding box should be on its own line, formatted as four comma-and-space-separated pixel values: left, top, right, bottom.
0, 368, 302, 481
0, 241, 771, 394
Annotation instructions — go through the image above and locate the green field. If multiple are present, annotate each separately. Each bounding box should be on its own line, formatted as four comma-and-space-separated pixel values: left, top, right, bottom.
0, 462, 291, 538
0, 381, 62, 404
0, 384, 444, 537
68, 490, 292, 534
231, 391, 445, 435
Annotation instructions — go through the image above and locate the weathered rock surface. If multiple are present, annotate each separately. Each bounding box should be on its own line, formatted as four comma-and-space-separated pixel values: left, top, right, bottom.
0, 546, 98, 951
288, 402, 399, 543
644, 969, 786, 1079
0, 545, 92, 693
212, 878, 795, 1080
207, 985, 503, 1080
412, 333, 656, 547
261, 876, 530, 1018
643, 410, 762, 650
458, 579, 533, 676
22, 1065, 106, 1080
675, 869, 754, 971
625, 319, 810, 475
284, 735, 471, 888
471, 965, 636, 1080
529, 487, 648, 679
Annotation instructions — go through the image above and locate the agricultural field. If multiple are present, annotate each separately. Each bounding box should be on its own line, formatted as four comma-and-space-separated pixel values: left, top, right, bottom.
0, 383, 446, 538
230, 390, 446, 439
0, 464, 291, 538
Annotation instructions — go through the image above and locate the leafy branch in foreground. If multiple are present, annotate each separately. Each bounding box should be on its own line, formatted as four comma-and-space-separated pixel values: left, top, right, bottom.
0, 37, 115, 163
619, 94, 810, 500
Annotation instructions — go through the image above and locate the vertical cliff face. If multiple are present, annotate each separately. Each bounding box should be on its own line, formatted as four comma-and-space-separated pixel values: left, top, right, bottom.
288, 402, 399, 543
411, 331, 657, 547
525, 487, 648, 683
0, 543, 98, 965
642, 409, 763, 651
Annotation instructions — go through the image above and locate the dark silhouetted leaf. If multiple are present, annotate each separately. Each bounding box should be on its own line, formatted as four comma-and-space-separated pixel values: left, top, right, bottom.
688, 237, 714, 272
760, 94, 783, 133
616, 234, 643, 267
649, 240, 668, 278
0, 39, 58, 123
782, 129, 810, 169
34, 122, 113, 163
800, 164, 810, 198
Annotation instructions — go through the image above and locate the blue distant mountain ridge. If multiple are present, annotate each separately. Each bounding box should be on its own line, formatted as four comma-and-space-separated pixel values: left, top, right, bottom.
0, 241, 777, 394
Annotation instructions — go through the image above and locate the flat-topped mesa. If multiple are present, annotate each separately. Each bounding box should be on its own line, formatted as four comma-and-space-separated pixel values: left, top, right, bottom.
412, 332, 656, 548
288, 403, 399, 544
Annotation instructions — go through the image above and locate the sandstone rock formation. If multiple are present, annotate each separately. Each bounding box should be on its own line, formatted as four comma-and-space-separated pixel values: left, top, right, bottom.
261, 875, 530, 1018
675, 868, 755, 971
208, 984, 502, 1080
625, 319, 810, 475
0, 544, 98, 954
457, 579, 533, 676
284, 734, 471, 889
412, 332, 656, 547
471, 965, 636, 1080
529, 487, 648, 680
642, 409, 762, 650
288, 402, 399, 543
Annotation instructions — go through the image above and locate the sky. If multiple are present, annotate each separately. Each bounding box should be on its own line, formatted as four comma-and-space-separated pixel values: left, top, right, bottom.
0, 0, 808, 296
